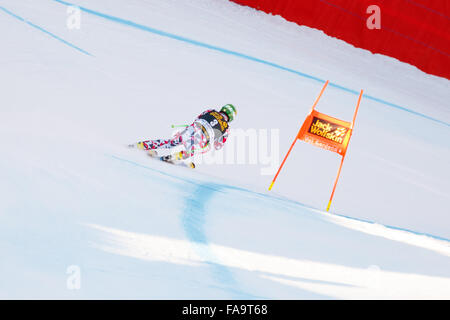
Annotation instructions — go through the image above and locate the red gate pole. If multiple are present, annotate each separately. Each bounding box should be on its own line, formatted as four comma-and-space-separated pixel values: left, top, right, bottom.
268, 81, 329, 191
326, 155, 345, 212
326, 89, 363, 211
268, 131, 299, 191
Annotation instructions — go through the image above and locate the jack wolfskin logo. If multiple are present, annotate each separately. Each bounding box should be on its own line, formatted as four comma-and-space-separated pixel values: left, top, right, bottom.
308, 117, 347, 144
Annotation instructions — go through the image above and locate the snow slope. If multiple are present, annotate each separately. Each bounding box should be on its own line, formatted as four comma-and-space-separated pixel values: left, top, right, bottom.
0, 0, 449, 299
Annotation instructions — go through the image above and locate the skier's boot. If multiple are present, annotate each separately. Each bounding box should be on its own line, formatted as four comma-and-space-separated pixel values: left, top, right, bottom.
160, 154, 172, 162
136, 142, 146, 150
129, 142, 146, 150
160, 151, 183, 163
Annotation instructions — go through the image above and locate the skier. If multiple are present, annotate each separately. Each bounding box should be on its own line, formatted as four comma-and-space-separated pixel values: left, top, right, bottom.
130, 104, 237, 168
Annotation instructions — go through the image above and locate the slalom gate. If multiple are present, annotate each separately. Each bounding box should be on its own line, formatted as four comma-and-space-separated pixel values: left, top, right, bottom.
268, 81, 363, 212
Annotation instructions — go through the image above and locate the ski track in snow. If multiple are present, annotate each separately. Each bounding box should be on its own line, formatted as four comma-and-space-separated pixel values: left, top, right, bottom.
182, 182, 257, 298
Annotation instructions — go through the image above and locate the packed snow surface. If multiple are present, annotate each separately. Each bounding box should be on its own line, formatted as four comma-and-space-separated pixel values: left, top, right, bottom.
0, 0, 449, 299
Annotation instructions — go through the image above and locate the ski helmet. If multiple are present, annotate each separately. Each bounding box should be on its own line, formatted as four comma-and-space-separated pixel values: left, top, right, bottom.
220, 104, 237, 122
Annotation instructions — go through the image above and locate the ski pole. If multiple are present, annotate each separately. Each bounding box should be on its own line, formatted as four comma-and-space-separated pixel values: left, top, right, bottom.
171, 124, 189, 128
